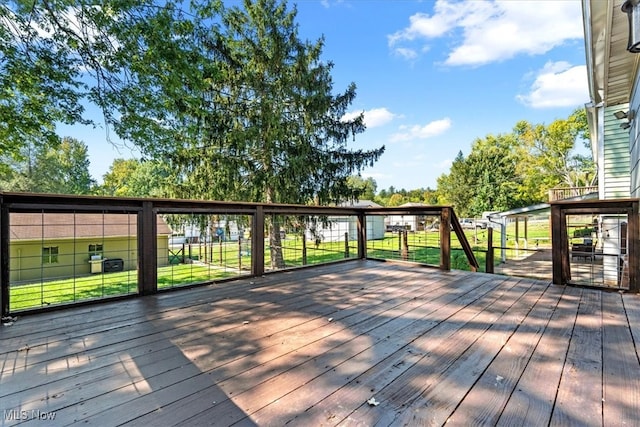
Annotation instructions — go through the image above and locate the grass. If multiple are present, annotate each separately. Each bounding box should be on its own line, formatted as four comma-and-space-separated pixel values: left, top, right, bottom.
10, 263, 240, 311
9, 223, 553, 311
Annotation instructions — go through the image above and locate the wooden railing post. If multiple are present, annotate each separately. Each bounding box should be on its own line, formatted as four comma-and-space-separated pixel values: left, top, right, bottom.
344, 232, 349, 258
440, 208, 451, 271
1, 198, 9, 317
252, 206, 265, 276
357, 212, 367, 259
486, 226, 494, 274
551, 204, 569, 285
138, 201, 157, 296
302, 232, 307, 265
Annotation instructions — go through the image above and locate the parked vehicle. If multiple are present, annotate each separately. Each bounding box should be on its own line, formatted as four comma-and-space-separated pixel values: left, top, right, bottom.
460, 218, 488, 230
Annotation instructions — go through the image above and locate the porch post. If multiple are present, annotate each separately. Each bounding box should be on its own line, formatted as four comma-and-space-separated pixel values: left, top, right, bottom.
1, 197, 9, 317
486, 226, 494, 274
357, 211, 367, 259
551, 204, 569, 285
440, 207, 451, 271
138, 201, 157, 295
252, 206, 265, 276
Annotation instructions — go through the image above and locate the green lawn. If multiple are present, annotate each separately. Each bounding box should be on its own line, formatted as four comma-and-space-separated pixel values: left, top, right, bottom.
10, 263, 239, 311
9, 223, 552, 311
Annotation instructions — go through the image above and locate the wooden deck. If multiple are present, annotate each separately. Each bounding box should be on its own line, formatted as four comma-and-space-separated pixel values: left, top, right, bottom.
1, 260, 640, 426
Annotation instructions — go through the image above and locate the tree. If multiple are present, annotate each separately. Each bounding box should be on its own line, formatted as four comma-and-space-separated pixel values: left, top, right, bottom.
1, 2, 87, 160
1, 1, 217, 158
2, 1, 383, 268
347, 176, 377, 201
436, 151, 471, 214
436, 109, 594, 215
166, 0, 384, 267
514, 108, 594, 201
437, 134, 522, 217
100, 158, 170, 197
0, 137, 95, 194
387, 193, 405, 206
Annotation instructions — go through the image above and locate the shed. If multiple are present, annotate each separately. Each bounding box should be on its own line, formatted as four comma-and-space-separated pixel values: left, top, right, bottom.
308, 200, 385, 243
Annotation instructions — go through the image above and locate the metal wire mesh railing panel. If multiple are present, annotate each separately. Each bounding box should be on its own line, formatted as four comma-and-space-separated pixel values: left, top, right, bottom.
366, 215, 442, 267
487, 216, 552, 280
8, 211, 138, 311
159, 213, 252, 289
265, 214, 358, 272
490, 246, 552, 280
567, 213, 628, 290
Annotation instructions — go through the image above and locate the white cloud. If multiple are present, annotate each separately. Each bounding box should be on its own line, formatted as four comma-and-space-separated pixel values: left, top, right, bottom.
436, 158, 453, 169
389, 0, 583, 66
321, 0, 347, 8
517, 62, 588, 108
390, 118, 452, 142
342, 107, 398, 128
393, 47, 419, 60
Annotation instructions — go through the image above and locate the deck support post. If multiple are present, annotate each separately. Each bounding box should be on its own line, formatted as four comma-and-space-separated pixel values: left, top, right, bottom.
551, 204, 569, 285
440, 207, 451, 271
486, 227, 494, 274
302, 232, 307, 265
252, 206, 265, 276
344, 232, 349, 258
357, 212, 367, 259
138, 201, 157, 296
1, 197, 9, 317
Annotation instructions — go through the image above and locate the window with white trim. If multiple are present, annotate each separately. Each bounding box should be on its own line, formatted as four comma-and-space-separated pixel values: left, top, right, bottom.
42, 246, 59, 264
89, 244, 104, 258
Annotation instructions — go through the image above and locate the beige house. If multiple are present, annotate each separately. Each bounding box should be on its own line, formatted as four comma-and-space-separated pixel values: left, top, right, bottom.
9, 213, 172, 282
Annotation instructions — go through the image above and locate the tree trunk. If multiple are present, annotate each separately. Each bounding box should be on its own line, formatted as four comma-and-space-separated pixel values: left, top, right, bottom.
265, 186, 285, 269
269, 217, 286, 269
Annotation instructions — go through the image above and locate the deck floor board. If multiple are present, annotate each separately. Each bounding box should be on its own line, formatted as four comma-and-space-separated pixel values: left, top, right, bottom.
1, 260, 638, 426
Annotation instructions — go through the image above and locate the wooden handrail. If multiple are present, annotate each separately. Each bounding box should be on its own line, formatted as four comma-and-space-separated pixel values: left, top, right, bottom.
0, 192, 484, 316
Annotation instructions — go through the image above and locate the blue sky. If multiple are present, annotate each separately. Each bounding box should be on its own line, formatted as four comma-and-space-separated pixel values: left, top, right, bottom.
66, 0, 589, 192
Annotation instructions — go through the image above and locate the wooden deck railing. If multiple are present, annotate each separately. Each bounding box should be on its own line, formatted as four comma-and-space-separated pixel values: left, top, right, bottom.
548, 186, 598, 201
0, 192, 478, 316
550, 198, 639, 292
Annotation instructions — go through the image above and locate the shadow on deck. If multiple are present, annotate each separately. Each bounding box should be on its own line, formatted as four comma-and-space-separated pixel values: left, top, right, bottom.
1, 260, 639, 426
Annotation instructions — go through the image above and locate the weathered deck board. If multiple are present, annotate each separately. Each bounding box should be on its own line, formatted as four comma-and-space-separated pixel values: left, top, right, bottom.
601, 292, 640, 425
0, 260, 638, 426
550, 288, 603, 426
281, 276, 513, 426
496, 285, 581, 426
